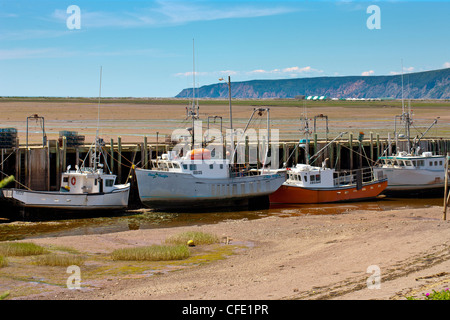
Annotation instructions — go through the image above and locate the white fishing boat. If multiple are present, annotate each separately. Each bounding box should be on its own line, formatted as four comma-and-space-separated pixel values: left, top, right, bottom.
135, 148, 286, 210
2, 164, 130, 211
373, 65, 449, 193
135, 106, 286, 210
374, 151, 449, 193
2, 66, 130, 211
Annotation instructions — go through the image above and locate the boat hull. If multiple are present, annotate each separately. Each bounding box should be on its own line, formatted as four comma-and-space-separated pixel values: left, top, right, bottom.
135, 168, 286, 209
373, 167, 449, 192
269, 179, 388, 204
2, 186, 130, 211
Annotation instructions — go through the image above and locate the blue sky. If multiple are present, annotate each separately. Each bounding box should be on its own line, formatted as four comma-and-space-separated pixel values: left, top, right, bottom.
0, 0, 449, 97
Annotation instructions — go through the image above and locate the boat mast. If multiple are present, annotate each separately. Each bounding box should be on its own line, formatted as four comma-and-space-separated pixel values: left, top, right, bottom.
94, 66, 102, 171
187, 39, 200, 148
301, 101, 311, 165
395, 60, 412, 155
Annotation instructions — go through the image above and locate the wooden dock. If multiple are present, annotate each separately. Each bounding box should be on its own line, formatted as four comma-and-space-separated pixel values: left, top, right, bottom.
1, 133, 449, 200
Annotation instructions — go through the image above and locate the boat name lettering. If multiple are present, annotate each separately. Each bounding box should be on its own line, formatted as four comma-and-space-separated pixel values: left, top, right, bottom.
147, 173, 169, 179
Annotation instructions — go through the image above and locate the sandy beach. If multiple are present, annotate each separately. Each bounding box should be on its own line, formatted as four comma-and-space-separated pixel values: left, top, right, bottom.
1, 204, 448, 301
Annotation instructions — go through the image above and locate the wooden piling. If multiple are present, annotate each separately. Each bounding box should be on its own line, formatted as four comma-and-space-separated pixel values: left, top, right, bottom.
376, 133, 380, 158
349, 132, 353, 170
110, 138, 114, 174
144, 136, 148, 169
118, 136, 122, 183
444, 153, 449, 220
62, 136, 67, 172
370, 132, 374, 163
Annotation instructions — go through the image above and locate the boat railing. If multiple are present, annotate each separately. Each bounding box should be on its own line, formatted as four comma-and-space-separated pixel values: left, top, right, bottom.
333, 167, 382, 186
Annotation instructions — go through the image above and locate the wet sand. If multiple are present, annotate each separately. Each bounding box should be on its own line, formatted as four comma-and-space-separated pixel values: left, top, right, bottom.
2, 204, 449, 300
2, 99, 450, 144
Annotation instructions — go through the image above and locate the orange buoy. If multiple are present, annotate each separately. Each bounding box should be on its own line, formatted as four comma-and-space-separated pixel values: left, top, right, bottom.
188, 148, 211, 160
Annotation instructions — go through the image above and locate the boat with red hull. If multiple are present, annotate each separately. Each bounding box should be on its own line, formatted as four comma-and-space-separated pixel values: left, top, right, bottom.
269, 164, 387, 204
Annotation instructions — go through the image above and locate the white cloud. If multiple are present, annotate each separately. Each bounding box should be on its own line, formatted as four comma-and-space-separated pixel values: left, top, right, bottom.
361, 70, 374, 76
174, 65, 323, 80
51, 1, 295, 28
247, 66, 323, 76
0, 48, 73, 60
0, 47, 164, 60
389, 66, 415, 75
444, 62, 450, 68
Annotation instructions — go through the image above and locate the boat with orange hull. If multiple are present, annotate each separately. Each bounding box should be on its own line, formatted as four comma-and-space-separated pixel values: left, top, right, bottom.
269, 164, 388, 204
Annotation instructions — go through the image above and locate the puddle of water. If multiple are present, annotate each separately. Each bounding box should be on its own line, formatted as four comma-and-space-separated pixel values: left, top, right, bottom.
0, 196, 443, 241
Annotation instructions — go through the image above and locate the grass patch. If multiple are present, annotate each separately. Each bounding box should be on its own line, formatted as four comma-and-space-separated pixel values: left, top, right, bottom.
33, 254, 85, 267
165, 231, 219, 246
111, 244, 190, 261
407, 288, 450, 300
0, 291, 10, 300
0, 242, 46, 256
0, 255, 8, 268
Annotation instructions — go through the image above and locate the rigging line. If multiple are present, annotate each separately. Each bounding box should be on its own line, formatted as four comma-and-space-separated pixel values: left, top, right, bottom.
0, 170, 32, 191
0, 149, 16, 167
339, 142, 378, 166
282, 143, 299, 168
101, 146, 134, 169
125, 151, 138, 184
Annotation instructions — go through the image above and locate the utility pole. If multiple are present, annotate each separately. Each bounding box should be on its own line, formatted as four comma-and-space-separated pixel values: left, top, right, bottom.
444, 153, 449, 220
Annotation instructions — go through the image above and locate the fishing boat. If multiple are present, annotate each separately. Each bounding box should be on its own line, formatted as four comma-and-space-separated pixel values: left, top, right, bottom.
2, 67, 130, 212
269, 118, 387, 204
135, 149, 286, 210
135, 107, 286, 210
269, 163, 387, 204
373, 113, 449, 193
372, 65, 449, 194
374, 151, 448, 193
2, 163, 130, 211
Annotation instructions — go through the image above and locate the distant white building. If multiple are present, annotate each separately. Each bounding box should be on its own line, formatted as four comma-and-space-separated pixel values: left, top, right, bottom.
306, 95, 328, 101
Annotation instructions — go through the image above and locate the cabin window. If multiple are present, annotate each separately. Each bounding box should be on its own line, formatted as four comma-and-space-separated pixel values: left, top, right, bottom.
209, 164, 214, 169
173, 163, 180, 169
435, 161, 438, 166
304, 175, 308, 182
412, 160, 417, 167
316, 174, 321, 183
105, 179, 114, 187
430, 161, 433, 166
63, 177, 68, 183
439, 161, 443, 166
168, 162, 173, 168
183, 164, 188, 170
310, 175, 315, 182
189, 164, 197, 170
418, 160, 425, 166
220, 164, 223, 169
94, 179, 98, 186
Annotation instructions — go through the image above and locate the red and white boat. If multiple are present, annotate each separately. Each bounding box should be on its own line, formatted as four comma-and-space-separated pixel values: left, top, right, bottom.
269, 163, 387, 204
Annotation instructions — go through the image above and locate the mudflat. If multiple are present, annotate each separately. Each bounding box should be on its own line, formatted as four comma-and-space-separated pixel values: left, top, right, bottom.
2, 205, 449, 300
2, 99, 449, 143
